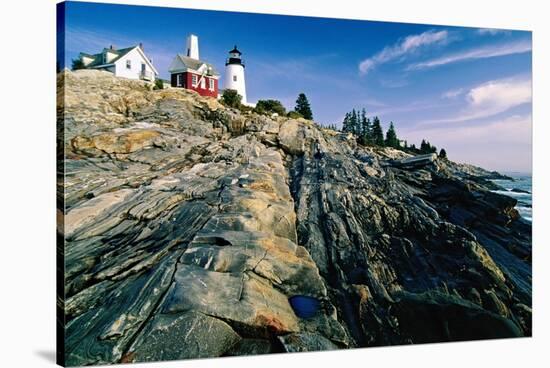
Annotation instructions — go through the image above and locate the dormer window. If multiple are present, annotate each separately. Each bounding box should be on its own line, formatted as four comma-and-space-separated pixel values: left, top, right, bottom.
126, 60, 131, 69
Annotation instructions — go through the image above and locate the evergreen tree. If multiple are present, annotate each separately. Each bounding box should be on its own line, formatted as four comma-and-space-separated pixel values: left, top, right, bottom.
371, 116, 384, 146
420, 139, 428, 153
364, 117, 372, 144
342, 112, 350, 133
439, 148, 447, 159
384, 122, 399, 148
419, 139, 438, 154
350, 108, 358, 135
295, 93, 313, 120
359, 108, 370, 145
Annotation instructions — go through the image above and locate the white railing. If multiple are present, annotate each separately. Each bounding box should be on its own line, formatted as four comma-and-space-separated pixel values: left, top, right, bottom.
140, 70, 153, 81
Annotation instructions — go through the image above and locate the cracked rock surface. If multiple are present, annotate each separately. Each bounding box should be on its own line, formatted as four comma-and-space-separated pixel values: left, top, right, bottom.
58, 70, 531, 365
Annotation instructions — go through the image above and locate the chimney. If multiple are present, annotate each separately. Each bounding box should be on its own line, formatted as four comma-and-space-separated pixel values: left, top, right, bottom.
139, 42, 143, 51
109, 44, 116, 50
185, 34, 199, 60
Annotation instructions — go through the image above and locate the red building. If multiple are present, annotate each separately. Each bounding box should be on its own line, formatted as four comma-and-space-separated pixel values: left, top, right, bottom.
168, 35, 220, 98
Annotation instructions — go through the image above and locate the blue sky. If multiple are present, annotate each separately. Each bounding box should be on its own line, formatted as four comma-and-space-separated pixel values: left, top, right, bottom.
59, 1, 532, 172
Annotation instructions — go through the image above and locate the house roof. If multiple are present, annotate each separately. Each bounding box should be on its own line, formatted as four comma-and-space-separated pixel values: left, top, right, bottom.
168, 54, 220, 76
80, 46, 135, 68
79, 45, 159, 75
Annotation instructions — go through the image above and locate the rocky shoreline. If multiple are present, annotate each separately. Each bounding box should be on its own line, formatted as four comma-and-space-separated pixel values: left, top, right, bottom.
58, 70, 531, 365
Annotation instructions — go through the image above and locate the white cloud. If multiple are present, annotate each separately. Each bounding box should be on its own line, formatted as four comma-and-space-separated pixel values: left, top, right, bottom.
477, 28, 511, 36
441, 88, 465, 99
423, 76, 531, 124
407, 39, 531, 70
362, 98, 388, 108
468, 77, 531, 109
400, 114, 532, 172
359, 30, 449, 75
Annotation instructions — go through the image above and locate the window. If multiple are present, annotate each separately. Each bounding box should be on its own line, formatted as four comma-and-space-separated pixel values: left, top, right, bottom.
177, 74, 183, 87
192, 74, 198, 87
200, 78, 206, 89
126, 60, 131, 69
208, 78, 215, 91
233, 75, 237, 82
103, 53, 107, 64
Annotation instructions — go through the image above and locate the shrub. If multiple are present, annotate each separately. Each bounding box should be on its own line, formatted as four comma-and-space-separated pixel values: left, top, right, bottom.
71, 58, 85, 70
287, 111, 303, 119
254, 99, 286, 116
153, 79, 164, 90
221, 89, 242, 108
238, 104, 253, 114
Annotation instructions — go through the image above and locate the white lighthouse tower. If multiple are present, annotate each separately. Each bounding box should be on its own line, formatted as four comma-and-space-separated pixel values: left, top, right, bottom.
186, 34, 199, 60
224, 45, 247, 104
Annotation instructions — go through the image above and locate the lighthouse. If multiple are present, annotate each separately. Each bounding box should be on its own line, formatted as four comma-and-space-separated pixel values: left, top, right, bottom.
224, 45, 247, 104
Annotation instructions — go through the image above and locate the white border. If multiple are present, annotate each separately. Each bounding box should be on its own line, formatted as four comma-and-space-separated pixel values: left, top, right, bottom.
0, 1, 548, 368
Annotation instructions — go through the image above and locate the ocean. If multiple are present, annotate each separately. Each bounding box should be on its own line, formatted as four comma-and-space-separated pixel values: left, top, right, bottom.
491, 173, 532, 223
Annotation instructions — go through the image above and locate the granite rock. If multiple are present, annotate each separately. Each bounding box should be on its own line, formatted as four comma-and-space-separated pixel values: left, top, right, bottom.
59, 70, 531, 365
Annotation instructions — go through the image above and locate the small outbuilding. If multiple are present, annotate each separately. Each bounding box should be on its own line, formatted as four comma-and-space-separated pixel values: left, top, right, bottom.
168, 34, 220, 98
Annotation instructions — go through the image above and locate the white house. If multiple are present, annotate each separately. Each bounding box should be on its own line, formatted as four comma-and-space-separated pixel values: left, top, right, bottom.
78, 44, 158, 82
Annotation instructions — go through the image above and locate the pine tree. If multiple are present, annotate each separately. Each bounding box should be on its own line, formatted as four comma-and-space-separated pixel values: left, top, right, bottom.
342, 112, 350, 133
350, 109, 358, 135
359, 108, 369, 145
371, 116, 384, 146
420, 139, 428, 153
385, 122, 399, 148
295, 93, 313, 120
364, 117, 372, 144
419, 139, 438, 154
